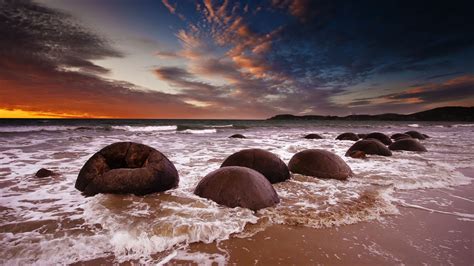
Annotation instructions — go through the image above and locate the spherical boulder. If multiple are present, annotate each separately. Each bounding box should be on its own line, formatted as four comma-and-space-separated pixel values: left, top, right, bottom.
288, 149, 353, 180
345, 139, 392, 157
75, 142, 179, 196
336, 132, 359, 141
390, 133, 411, 140
229, 134, 246, 139
405, 131, 426, 140
304, 133, 323, 139
194, 166, 279, 211
365, 132, 392, 145
389, 139, 427, 152
221, 149, 290, 183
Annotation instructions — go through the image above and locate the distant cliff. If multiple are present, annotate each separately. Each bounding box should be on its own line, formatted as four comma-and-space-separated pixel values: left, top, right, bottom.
268, 106, 474, 122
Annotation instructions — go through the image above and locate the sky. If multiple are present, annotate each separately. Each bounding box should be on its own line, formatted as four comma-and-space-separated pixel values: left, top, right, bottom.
0, 0, 473, 119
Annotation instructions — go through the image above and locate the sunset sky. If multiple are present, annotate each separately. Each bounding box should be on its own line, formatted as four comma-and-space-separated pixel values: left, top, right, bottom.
1, 0, 473, 119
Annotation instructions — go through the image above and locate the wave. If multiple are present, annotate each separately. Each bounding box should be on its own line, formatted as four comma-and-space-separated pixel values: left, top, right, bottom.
178, 129, 217, 134
408, 124, 419, 128
111, 125, 177, 132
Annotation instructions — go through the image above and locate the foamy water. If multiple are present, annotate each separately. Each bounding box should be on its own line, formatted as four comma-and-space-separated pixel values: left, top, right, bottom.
0, 120, 473, 264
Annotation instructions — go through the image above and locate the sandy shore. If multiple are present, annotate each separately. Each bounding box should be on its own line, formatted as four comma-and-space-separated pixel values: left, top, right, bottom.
70, 168, 474, 265
169, 167, 474, 265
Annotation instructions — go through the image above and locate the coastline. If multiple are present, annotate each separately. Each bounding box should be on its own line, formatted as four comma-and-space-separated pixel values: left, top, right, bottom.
73, 168, 474, 265
169, 167, 474, 265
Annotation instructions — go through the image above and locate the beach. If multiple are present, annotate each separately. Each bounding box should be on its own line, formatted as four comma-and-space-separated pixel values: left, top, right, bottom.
0, 119, 473, 265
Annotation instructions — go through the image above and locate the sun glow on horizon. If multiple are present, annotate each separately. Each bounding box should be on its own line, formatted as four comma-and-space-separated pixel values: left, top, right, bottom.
0, 109, 112, 119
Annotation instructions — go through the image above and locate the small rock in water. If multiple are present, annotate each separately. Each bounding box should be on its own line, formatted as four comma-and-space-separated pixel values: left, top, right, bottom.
365, 132, 392, 145
404, 130, 426, 140
304, 133, 323, 139
336, 132, 359, 141
229, 134, 246, 139
35, 168, 57, 178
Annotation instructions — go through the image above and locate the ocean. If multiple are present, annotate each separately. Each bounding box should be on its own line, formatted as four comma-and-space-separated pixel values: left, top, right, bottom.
0, 119, 473, 264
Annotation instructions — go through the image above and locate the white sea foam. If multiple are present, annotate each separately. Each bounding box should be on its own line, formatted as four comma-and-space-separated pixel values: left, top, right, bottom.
178, 129, 217, 134
111, 125, 177, 132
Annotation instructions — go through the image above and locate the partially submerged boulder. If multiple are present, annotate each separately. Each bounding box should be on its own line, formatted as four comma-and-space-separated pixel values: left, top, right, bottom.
405, 131, 426, 140
194, 166, 279, 211
346, 139, 392, 157
229, 134, 246, 139
288, 149, 353, 180
365, 132, 392, 145
389, 139, 427, 152
35, 168, 58, 178
390, 133, 411, 140
336, 132, 359, 141
75, 142, 179, 196
357, 133, 368, 139
304, 133, 323, 139
221, 149, 290, 183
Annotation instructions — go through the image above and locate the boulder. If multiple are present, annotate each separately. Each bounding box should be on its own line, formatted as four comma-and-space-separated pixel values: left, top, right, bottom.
345, 139, 392, 156
75, 142, 179, 196
405, 131, 426, 140
35, 168, 57, 178
422, 134, 430, 139
389, 139, 427, 152
229, 134, 246, 139
390, 133, 411, 140
288, 149, 353, 180
357, 133, 368, 139
304, 133, 323, 139
347, 150, 366, 159
365, 132, 392, 145
194, 166, 279, 211
221, 149, 290, 183
336, 132, 359, 141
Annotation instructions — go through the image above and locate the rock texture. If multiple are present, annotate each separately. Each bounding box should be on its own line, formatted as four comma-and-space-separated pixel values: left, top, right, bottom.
405, 131, 426, 140
336, 132, 359, 141
389, 139, 428, 152
365, 132, 392, 145
221, 149, 290, 183
194, 166, 280, 211
288, 149, 353, 180
347, 150, 366, 159
75, 142, 179, 196
346, 139, 392, 156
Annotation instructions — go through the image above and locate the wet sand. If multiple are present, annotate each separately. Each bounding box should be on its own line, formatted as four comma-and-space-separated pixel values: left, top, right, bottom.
169, 168, 474, 265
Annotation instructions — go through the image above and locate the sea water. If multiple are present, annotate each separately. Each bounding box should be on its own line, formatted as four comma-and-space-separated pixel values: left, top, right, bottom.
0, 119, 472, 264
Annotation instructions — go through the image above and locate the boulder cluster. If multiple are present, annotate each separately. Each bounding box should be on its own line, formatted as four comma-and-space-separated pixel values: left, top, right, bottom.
72, 129, 429, 211
344, 130, 429, 157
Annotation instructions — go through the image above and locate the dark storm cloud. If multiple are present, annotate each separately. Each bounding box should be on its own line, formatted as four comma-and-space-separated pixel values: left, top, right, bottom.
269, 0, 474, 88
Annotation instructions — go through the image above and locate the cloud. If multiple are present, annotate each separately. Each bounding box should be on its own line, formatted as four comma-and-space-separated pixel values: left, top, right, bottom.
0, 0, 225, 118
